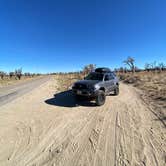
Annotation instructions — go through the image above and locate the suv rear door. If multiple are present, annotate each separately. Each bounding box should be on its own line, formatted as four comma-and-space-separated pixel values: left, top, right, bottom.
108, 73, 116, 91
104, 74, 113, 94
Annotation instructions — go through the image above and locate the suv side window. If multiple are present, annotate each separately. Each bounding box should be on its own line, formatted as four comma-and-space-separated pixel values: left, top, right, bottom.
112, 72, 116, 77
109, 73, 114, 80
104, 75, 110, 81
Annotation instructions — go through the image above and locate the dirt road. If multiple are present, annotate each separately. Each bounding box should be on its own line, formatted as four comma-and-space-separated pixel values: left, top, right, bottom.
0, 76, 51, 106
0, 77, 165, 166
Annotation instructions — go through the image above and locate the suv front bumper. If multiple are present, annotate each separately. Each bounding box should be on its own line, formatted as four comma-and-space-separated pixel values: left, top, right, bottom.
72, 88, 97, 97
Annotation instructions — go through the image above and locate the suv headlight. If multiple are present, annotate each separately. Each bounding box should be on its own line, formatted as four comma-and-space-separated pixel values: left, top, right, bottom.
72, 83, 75, 88
94, 84, 100, 90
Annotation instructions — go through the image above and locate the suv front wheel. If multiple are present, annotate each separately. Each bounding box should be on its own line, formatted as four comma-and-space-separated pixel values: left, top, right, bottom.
95, 90, 106, 106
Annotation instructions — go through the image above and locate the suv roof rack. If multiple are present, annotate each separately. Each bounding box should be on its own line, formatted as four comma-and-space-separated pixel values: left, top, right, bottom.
95, 67, 111, 73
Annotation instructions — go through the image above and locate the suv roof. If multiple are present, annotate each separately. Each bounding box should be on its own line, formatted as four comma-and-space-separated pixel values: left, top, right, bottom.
95, 67, 111, 73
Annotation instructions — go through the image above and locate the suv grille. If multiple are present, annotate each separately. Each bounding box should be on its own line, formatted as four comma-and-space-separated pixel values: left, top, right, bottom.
74, 83, 87, 89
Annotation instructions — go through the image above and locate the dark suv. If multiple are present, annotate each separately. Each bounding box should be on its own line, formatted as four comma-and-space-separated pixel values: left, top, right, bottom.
72, 68, 119, 106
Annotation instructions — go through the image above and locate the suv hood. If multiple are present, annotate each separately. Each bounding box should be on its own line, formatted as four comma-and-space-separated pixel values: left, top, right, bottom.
75, 80, 100, 87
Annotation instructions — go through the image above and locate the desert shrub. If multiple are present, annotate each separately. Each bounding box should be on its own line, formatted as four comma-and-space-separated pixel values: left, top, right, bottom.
123, 75, 141, 84
118, 74, 128, 80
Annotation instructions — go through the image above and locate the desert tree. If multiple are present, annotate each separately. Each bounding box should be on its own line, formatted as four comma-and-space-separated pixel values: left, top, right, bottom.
118, 67, 124, 73
0, 71, 6, 79
123, 56, 136, 73
135, 66, 141, 72
114, 68, 118, 73
124, 67, 128, 73
88, 64, 96, 72
82, 66, 89, 75
15, 68, 22, 80
24, 72, 31, 77
144, 63, 151, 72
82, 64, 96, 75
158, 62, 165, 71
9, 72, 15, 79
32, 73, 37, 77
150, 61, 157, 71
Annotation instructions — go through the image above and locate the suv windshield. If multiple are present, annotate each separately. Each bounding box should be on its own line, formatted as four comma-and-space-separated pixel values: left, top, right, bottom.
85, 73, 104, 81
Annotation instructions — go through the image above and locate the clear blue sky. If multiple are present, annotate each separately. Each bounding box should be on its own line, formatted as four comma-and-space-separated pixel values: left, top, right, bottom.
0, 0, 166, 73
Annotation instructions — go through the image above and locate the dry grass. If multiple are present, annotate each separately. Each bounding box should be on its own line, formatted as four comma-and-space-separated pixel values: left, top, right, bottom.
119, 71, 166, 102
55, 73, 83, 91
118, 71, 166, 121
0, 76, 42, 88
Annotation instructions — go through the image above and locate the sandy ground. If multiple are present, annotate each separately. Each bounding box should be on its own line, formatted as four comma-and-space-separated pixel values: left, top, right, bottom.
0, 77, 165, 166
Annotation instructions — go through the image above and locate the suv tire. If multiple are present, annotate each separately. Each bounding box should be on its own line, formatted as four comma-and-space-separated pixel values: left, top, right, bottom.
114, 85, 119, 95
95, 90, 106, 106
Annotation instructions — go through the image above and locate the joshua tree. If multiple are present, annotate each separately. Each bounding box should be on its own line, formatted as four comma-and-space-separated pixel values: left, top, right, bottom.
123, 57, 136, 73
15, 68, 22, 80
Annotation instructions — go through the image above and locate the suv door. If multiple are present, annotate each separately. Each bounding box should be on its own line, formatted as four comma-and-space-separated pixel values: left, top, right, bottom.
108, 73, 116, 91
104, 74, 112, 94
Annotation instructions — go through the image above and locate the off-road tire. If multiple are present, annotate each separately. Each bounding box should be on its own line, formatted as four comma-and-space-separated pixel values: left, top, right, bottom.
114, 86, 119, 95
95, 90, 106, 106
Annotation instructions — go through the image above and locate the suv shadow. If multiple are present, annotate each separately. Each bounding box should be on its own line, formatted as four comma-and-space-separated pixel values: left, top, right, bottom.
45, 90, 97, 107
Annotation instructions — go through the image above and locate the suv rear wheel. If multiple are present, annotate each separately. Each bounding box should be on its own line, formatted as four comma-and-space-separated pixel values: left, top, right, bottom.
95, 90, 106, 106
114, 85, 119, 95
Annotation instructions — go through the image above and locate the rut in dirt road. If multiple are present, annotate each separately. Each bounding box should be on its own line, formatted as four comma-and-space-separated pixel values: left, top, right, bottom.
0, 79, 165, 166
